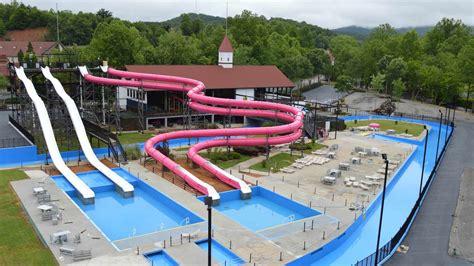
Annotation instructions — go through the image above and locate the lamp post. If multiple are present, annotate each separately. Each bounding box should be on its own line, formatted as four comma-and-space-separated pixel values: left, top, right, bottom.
204, 196, 213, 266
375, 153, 389, 265
335, 101, 339, 140
445, 107, 450, 145
435, 110, 443, 162
419, 125, 428, 196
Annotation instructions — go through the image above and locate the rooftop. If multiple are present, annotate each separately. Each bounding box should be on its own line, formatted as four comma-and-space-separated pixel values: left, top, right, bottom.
218, 35, 233, 53
0, 41, 59, 57
125, 65, 295, 90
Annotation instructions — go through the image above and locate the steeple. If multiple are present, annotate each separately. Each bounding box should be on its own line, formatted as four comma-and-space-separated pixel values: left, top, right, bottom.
218, 35, 233, 68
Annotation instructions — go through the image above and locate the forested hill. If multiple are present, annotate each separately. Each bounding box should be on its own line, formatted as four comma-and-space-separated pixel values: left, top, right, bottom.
161, 13, 225, 27
333, 25, 474, 40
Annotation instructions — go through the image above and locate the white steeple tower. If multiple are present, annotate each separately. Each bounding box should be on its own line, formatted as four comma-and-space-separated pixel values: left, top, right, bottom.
218, 35, 233, 68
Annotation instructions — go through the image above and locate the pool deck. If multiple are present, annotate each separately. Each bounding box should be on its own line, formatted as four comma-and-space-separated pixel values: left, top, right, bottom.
10, 170, 148, 265
9, 130, 414, 265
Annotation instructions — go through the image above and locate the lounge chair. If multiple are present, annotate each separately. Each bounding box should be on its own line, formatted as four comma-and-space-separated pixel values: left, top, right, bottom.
182, 229, 200, 240
59, 245, 76, 256
360, 184, 369, 190
352, 182, 359, 188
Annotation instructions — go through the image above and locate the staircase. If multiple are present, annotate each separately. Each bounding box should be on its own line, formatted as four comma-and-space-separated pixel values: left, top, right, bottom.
82, 119, 128, 163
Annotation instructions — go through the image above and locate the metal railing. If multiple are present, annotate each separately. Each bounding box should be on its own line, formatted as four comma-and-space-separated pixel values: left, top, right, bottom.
0, 137, 31, 148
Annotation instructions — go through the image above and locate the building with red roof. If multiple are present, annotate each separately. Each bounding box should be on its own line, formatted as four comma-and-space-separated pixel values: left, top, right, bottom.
121, 35, 294, 129
0, 41, 63, 64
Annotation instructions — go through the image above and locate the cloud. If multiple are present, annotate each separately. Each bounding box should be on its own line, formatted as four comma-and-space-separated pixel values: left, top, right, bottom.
11, 0, 474, 29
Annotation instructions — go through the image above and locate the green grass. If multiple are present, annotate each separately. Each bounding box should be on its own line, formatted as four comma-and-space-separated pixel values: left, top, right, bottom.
200, 151, 252, 169
249, 153, 302, 172
304, 142, 327, 154
345, 119, 425, 136
0, 170, 57, 265
173, 146, 190, 152
118, 132, 155, 145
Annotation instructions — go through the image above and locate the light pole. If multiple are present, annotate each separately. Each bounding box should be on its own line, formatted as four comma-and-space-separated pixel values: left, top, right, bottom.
375, 153, 389, 265
435, 110, 443, 162
445, 107, 450, 145
204, 196, 213, 266
419, 125, 428, 196
335, 101, 339, 140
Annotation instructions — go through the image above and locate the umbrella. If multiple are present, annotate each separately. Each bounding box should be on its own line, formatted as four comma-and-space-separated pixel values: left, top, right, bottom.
368, 123, 380, 128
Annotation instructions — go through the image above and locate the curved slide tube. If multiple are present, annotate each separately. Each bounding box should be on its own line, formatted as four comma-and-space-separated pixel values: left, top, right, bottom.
42, 67, 134, 197
15, 67, 95, 204
79, 66, 304, 204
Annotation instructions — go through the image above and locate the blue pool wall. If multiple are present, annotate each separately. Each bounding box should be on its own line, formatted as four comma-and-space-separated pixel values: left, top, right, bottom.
52, 168, 203, 224
198, 186, 321, 217
195, 238, 246, 265
287, 116, 453, 265
0, 136, 222, 168
144, 249, 179, 266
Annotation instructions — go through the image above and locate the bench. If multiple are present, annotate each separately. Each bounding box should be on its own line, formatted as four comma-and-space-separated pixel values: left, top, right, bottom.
73, 249, 92, 261
59, 245, 75, 256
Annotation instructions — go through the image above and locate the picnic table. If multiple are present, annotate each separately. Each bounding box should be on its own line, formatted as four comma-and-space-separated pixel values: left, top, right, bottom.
51, 230, 70, 244
37, 204, 53, 212
33, 187, 46, 195
339, 162, 351, 170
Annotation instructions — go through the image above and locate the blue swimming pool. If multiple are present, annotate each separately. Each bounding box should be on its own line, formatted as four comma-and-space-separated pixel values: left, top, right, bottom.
145, 250, 179, 266
52, 168, 203, 241
200, 186, 320, 232
288, 115, 453, 265
196, 239, 245, 266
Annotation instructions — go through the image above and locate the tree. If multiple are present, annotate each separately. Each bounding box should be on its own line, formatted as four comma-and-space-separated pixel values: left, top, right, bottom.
17, 49, 24, 64
457, 38, 474, 110
191, 17, 203, 35
278, 55, 313, 80
180, 14, 193, 36
96, 8, 112, 20
386, 57, 407, 94
0, 75, 9, 90
392, 78, 406, 100
424, 18, 471, 55
88, 20, 153, 67
307, 48, 330, 81
0, 20, 5, 36
371, 73, 386, 93
335, 75, 353, 93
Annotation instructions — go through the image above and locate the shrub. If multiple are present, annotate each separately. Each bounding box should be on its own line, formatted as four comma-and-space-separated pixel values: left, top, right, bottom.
233, 146, 265, 156
125, 145, 141, 160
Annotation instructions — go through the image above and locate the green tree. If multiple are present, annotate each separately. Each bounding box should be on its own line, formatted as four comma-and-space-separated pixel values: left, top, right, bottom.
88, 20, 153, 67
457, 38, 474, 110
386, 57, 407, 94
307, 48, 330, 80
0, 75, 9, 90
191, 17, 203, 35
424, 18, 471, 55
278, 55, 313, 80
17, 49, 24, 64
154, 30, 199, 64
371, 73, 386, 93
0, 20, 5, 36
180, 14, 193, 36
392, 78, 406, 100
335, 75, 353, 92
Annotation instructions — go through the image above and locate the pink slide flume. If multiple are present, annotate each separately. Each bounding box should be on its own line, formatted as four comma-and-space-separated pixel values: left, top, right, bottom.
79, 66, 304, 204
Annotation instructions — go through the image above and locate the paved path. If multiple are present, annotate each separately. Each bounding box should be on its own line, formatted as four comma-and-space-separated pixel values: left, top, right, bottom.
387, 120, 474, 266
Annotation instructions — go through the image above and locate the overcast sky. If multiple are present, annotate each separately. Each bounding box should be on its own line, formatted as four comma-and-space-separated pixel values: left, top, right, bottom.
6, 0, 474, 29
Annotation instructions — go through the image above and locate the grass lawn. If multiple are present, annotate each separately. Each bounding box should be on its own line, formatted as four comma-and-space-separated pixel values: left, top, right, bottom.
0, 170, 57, 265
304, 142, 327, 154
345, 119, 425, 136
250, 152, 302, 172
173, 146, 190, 152
200, 151, 252, 169
118, 132, 155, 145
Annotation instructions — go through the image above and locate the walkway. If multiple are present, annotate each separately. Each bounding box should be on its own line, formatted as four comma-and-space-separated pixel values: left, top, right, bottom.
387, 120, 474, 265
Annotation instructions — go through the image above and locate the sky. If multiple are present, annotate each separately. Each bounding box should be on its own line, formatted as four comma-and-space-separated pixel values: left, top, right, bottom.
5, 0, 474, 29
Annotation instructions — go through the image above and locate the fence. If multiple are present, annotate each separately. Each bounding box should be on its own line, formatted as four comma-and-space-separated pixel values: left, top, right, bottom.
354, 124, 454, 266
0, 137, 31, 149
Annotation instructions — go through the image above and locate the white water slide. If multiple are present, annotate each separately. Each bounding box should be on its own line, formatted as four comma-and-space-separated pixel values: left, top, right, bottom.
42, 67, 134, 197
15, 67, 95, 204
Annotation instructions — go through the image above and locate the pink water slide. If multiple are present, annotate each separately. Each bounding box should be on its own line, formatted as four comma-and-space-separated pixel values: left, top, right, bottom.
79, 66, 304, 204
